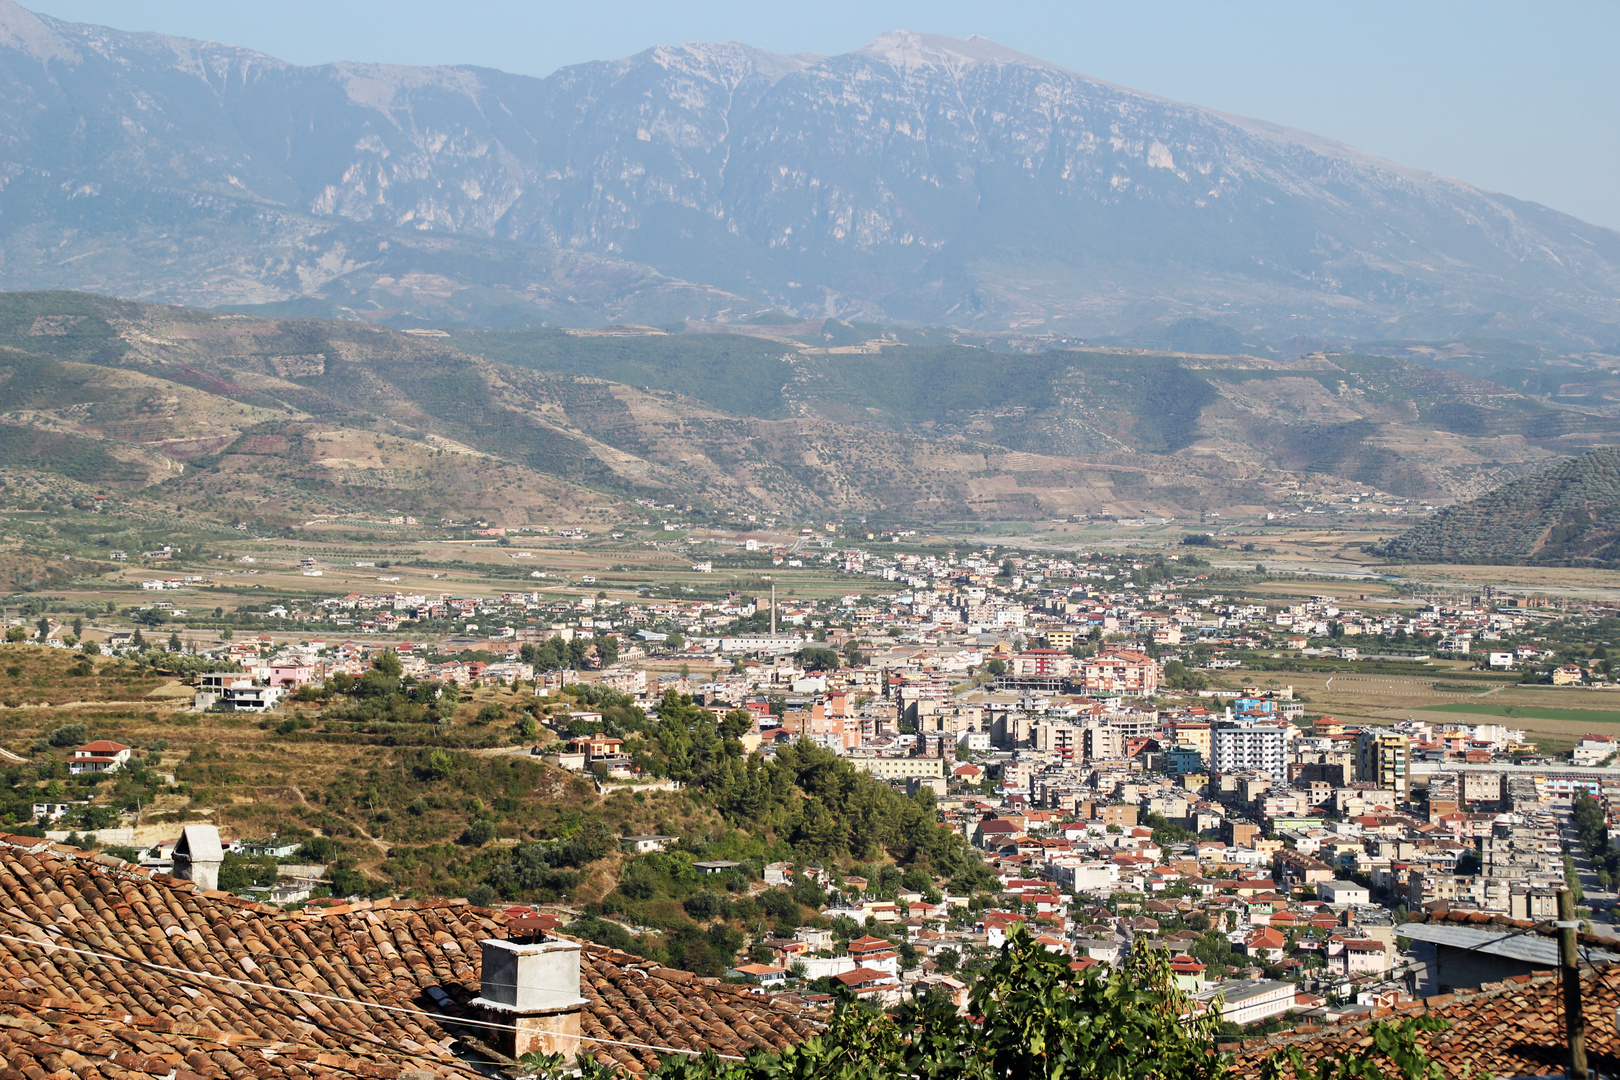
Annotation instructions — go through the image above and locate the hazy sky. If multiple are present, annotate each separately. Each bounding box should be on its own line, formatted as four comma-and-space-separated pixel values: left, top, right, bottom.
26, 0, 1620, 231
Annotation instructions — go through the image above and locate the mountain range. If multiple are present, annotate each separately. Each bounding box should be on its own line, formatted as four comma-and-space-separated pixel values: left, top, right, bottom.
2, 3, 1619, 347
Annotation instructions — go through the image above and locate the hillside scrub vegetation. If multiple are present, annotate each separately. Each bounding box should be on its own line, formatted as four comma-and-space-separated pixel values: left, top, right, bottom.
0, 643, 983, 975
3, 291, 1614, 526
626, 690, 983, 876
1373, 447, 1620, 567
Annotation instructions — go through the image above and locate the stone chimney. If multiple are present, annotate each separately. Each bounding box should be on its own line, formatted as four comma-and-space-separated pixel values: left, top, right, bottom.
472, 927, 589, 1064
172, 825, 224, 891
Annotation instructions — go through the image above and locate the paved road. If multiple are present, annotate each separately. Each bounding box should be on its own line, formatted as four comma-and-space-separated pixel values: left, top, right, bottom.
1557, 808, 1616, 922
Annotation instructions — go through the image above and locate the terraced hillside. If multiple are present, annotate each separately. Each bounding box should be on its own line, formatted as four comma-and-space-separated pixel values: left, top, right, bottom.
1373, 447, 1620, 566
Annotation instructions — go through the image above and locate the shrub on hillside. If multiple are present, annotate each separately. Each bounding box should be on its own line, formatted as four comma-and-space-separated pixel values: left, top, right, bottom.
48, 723, 88, 747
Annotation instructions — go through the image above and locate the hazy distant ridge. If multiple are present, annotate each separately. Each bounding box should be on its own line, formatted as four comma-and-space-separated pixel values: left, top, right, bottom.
1, 5, 1618, 341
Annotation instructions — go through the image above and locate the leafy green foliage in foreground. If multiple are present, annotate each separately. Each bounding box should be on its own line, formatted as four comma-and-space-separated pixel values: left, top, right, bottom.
524, 928, 1449, 1080
1260, 1016, 1448, 1080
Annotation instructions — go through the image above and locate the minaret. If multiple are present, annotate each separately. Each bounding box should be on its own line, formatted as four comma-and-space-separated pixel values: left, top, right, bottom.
770, 582, 777, 636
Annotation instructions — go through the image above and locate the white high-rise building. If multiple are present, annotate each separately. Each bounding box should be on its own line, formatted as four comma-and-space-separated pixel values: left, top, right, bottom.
1211, 722, 1289, 779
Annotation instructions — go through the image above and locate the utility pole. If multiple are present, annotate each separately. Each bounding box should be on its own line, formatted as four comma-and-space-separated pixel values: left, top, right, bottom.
1558, 887, 1588, 1080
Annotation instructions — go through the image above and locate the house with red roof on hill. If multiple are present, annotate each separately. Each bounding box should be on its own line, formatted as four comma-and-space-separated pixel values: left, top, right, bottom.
832, 966, 900, 1000
1023, 891, 1065, 914
1168, 956, 1207, 991
1244, 926, 1287, 963
1245, 892, 1290, 917
68, 740, 134, 776
981, 911, 1028, 948
847, 935, 899, 975
1228, 877, 1280, 897
1266, 909, 1305, 932
729, 963, 790, 987
973, 818, 1020, 849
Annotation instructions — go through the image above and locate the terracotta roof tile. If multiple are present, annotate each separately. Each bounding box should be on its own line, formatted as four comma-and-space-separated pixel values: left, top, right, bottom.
1229, 965, 1620, 1079
0, 839, 825, 1078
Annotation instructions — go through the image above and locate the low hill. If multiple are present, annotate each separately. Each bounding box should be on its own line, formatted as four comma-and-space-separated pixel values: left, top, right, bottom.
1372, 447, 1620, 566
5, 289, 1620, 524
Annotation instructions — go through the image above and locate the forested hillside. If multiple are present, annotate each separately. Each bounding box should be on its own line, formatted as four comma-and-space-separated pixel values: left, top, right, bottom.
1372, 447, 1620, 566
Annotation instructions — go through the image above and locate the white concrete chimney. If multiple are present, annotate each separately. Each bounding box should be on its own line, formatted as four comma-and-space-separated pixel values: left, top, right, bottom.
172, 825, 224, 892
472, 937, 589, 1063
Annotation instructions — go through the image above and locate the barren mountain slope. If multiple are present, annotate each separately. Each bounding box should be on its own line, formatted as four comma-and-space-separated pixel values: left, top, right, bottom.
1, 6, 1617, 344
4, 291, 1618, 527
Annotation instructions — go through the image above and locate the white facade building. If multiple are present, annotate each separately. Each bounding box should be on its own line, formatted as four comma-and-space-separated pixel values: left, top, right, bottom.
1211, 722, 1289, 778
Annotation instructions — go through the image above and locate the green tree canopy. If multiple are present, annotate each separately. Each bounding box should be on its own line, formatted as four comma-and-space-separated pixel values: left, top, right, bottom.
525, 926, 1451, 1080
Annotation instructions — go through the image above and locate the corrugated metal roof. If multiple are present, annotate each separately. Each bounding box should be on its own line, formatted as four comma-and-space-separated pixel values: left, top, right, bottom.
1400, 921, 1620, 967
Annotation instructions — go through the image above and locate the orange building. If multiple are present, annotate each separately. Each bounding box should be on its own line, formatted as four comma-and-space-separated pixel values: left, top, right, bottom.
1080, 648, 1160, 695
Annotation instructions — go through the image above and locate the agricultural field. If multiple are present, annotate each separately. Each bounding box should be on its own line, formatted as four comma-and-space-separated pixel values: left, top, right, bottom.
1203, 670, 1501, 727
1009, 519, 1620, 604
0, 501, 864, 636
1419, 700, 1620, 724
1201, 666, 1620, 751
1409, 688, 1620, 751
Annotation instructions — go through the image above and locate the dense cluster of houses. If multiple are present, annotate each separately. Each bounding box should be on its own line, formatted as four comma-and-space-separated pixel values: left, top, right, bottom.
712, 710, 1620, 1025
161, 542, 1608, 690
49, 535, 1620, 1030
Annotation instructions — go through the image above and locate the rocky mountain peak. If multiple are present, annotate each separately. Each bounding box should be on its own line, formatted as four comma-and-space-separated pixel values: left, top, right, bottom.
0, 0, 77, 62
0, 3, 1616, 347
856, 30, 1063, 75
639, 40, 820, 87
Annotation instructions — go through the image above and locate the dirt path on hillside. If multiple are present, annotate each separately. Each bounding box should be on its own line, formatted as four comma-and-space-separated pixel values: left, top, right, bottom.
276, 785, 392, 857
468, 744, 535, 759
